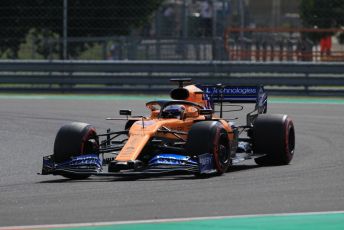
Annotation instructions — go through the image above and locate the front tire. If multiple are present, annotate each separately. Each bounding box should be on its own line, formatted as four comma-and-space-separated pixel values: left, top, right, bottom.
253, 114, 295, 166
186, 121, 231, 175
53, 122, 99, 179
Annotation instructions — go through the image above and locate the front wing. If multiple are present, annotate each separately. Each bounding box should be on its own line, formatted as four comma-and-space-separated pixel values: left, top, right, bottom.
41, 153, 217, 178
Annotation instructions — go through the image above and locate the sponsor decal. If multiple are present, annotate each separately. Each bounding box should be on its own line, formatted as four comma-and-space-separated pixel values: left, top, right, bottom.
203, 87, 257, 96
198, 153, 215, 173
149, 154, 197, 166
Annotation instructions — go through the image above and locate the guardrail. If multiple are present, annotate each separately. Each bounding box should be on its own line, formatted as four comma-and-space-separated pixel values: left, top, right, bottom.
0, 60, 344, 96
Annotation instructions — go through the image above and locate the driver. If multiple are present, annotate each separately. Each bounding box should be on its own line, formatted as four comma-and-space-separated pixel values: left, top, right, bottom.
161, 105, 185, 119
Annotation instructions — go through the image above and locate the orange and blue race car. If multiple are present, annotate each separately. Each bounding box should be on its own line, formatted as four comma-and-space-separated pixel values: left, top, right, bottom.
41, 79, 295, 179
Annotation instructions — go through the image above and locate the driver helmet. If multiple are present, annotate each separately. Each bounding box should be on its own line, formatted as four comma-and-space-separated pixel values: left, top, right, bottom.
161, 105, 185, 119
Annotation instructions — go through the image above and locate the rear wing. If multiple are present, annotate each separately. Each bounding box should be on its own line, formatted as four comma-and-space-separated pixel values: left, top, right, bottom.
198, 85, 267, 116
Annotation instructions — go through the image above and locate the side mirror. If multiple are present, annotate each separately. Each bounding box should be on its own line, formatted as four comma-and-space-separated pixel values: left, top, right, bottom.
119, 110, 132, 116
199, 109, 213, 116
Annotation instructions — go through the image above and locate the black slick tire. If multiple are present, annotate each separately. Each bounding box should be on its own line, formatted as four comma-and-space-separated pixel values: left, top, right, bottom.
53, 122, 98, 179
186, 121, 231, 175
253, 114, 295, 166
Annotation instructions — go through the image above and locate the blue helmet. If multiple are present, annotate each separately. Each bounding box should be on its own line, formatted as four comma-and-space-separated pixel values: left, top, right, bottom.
161, 105, 185, 119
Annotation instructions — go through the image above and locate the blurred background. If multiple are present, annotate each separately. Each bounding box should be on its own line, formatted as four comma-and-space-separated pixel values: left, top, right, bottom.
1, 0, 344, 62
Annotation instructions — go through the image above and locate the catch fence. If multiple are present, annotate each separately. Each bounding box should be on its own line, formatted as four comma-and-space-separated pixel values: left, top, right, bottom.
1, 0, 343, 62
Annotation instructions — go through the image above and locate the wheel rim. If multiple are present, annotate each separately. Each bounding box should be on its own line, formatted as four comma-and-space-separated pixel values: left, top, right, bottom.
81, 128, 98, 154
218, 144, 229, 166
214, 133, 230, 173
283, 118, 295, 164
288, 126, 295, 155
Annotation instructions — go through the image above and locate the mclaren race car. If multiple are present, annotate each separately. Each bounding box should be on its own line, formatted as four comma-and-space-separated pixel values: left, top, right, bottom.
41, 79, 295, 179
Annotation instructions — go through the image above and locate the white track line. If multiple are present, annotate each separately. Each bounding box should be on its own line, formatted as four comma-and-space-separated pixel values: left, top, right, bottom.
1, 211, 343, 230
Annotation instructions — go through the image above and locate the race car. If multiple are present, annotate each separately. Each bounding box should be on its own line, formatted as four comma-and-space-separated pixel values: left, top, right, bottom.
41, 79, 295, 179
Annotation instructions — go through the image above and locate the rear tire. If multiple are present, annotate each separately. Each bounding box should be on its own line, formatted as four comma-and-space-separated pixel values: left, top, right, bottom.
53, 122, 99, 179
186, 121, 231, 175
253, 114, 295, 166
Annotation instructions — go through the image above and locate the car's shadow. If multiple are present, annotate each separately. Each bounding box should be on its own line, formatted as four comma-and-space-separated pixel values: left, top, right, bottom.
227, 164, 260, 173
38, 164, 260, 183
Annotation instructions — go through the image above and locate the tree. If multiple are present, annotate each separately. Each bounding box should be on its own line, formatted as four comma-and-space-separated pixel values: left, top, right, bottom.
300, 0, 344, 42
0, 0, 163, 58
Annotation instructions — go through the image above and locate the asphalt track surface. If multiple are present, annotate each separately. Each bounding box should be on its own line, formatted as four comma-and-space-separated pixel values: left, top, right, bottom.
0, 96, 343, 227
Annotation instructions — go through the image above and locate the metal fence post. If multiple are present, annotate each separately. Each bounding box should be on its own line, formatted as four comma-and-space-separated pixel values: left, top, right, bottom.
63, 0, 68, 60
102, 40, 107, 60
31, 37, 36, 59
182, 0, 188, 59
